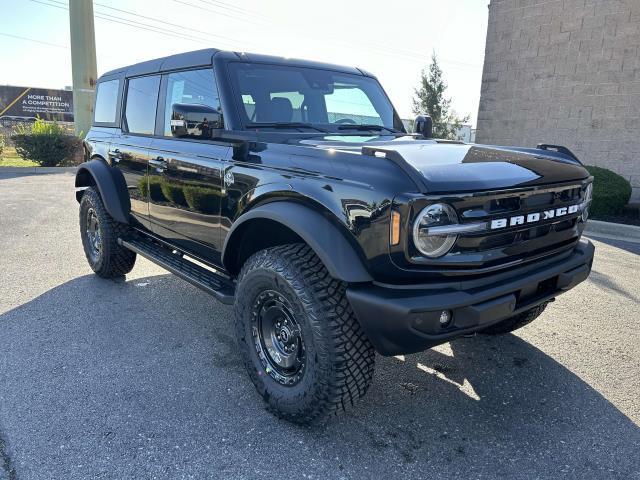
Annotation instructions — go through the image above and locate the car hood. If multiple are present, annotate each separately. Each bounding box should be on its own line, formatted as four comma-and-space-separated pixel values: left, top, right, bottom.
301, 137, 590, 193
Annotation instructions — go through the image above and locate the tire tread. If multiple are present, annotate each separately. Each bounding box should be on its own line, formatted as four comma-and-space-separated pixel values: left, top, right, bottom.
80, 187, 136, 278
235, 243, 375, 424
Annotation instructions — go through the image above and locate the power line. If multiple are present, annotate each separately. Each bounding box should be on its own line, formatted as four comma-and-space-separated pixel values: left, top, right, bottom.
29, 0, 238, 48
170, 0, 480, 68
0, 31, 68, 49
172, 0, 481, 69
198, 0, 256, 16
27, 0, 481, 72
91, 1, 251, 46
173, 0, 264, 26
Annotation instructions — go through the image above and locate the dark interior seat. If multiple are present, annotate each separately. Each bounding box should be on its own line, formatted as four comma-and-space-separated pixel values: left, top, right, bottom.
268, 97, 293, 122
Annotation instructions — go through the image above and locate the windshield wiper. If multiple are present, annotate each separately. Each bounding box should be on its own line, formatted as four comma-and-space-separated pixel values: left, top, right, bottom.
249, 122, 328, 133
337, 124, 401, 134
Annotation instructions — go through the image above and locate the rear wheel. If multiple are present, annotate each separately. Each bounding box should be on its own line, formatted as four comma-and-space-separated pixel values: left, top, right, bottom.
234, 243, 375, 424
79, 187, 136, 278
481, 302, 548, 335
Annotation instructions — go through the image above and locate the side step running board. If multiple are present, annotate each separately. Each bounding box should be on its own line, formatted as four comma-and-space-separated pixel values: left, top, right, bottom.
119, 237, 235, 305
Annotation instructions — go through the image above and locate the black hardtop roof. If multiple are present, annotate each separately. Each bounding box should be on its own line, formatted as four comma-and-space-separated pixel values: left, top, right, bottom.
98, 48, 366, 81
100, 48, 219, 78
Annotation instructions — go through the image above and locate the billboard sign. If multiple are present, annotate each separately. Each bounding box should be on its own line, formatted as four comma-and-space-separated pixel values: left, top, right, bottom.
0, 85, 74, 122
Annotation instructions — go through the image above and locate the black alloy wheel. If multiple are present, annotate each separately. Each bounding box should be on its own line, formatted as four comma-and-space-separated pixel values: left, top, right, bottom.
252, 290, 306, 386
85, 207, 102, 263
234, 243, 376, 424
79, 187, 137, 278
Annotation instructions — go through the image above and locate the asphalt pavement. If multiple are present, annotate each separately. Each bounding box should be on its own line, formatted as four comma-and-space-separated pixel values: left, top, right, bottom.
0, 172, 639, 480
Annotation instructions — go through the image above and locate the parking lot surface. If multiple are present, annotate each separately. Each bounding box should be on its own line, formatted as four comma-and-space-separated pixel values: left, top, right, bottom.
1, 172, 639, 480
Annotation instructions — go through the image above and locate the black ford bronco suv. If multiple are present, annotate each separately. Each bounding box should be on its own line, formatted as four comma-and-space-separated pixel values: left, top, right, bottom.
76, 49, 595, 424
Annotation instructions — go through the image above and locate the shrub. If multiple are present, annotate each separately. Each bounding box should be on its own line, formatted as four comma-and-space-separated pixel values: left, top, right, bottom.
0, 132, 4, 158
183, 185, 220, 214
161, 179, 187, 206
138, 176, 165, 202
11, 118, 81, 167
585, 165, 632, 217
138, 177, 149, 198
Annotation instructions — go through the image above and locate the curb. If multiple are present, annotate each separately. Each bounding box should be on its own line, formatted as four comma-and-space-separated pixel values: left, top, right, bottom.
0, 166, 77, 174
584, 219, 640, 243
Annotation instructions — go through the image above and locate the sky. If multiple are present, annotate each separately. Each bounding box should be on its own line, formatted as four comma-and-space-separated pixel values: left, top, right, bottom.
0, 0, 489, 125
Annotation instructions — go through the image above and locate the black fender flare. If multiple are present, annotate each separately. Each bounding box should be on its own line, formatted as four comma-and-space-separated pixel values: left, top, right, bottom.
222, 201, 373, 283
75, 159, 131, 224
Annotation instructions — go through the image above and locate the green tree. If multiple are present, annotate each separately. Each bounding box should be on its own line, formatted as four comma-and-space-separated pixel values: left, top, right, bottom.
412, 52, 470, 140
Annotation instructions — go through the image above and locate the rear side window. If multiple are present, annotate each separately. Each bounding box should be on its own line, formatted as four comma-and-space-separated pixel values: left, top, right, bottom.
124, 75, 161, 135
93, 79, 119, 124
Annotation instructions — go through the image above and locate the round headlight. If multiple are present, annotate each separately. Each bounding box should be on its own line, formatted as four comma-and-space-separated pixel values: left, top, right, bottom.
412, 203, 458, 258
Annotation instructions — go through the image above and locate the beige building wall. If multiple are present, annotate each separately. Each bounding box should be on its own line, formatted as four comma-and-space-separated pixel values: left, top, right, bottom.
476, 0, 640, 202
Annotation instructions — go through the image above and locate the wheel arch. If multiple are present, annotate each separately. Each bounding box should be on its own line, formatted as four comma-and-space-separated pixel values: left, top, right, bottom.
222, 201, 373, 283
75, 158, 131, 224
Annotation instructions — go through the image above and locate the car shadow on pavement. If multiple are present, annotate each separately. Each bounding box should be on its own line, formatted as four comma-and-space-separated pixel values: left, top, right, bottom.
341, 338, 640, 477
586, 234, 640, 256
588, 268, 639, 303
0, 273, 638, 479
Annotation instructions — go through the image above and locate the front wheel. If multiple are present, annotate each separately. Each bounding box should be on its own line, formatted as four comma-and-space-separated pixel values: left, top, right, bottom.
234, 244, 375, 424
79, 187, 136, 278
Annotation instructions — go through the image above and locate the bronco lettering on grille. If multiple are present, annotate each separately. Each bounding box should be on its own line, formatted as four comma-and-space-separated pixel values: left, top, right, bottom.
490, 204, 580, 230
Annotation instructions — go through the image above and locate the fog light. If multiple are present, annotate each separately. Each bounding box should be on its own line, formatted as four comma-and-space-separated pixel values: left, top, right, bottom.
439, 310, 452, 327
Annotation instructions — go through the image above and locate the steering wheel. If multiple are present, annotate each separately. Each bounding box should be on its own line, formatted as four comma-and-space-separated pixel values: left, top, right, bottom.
334, 118, 357, 125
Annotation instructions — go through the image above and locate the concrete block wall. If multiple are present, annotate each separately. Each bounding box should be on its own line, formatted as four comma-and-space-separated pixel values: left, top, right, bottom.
476, 0, 640, 202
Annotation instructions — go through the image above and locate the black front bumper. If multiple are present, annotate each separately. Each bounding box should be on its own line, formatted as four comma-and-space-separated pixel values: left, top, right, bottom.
347, 239, 595, 356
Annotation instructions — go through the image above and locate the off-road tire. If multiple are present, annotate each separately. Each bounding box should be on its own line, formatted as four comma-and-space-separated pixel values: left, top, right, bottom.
79, 187, 136, 278
234, 243, 375, 424
481, 302, 548, 335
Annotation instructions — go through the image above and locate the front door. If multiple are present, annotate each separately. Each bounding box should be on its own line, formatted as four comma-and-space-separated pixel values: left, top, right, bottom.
148, 138, 229, 260
147, 68, 229, 262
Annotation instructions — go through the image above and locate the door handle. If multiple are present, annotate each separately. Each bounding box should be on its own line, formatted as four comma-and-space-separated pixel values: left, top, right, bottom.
108, 148, 122, 162
149, 157, 168, 171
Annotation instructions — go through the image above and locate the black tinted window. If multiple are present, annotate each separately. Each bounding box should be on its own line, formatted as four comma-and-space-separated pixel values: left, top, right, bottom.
124, 75, 160, 135
164, 69, 223, 139
94, 79, 119, 124
229, 63, 396, 129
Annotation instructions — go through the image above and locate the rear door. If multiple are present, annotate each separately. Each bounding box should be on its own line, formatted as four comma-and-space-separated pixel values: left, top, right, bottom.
87, 77, 120, 175
112, 74, 162, 230
148, 68, 229, 261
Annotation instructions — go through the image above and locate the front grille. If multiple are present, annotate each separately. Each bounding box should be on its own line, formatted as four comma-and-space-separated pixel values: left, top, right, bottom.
455, 217, 578, 253
450, 182, 588, 267
459, 184, 583, 220
403, 181, 591, 276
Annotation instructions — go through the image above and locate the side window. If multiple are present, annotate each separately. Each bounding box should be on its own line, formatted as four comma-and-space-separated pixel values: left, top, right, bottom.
124, 75, 161, 135
93, 79, 119, 124
164, 68, 223, 139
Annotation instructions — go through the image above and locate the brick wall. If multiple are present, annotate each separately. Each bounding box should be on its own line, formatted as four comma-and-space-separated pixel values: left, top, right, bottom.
476, 0, 640, 202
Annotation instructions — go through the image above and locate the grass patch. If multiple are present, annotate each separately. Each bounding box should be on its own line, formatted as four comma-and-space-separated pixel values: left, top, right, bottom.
0, 147, 38, 167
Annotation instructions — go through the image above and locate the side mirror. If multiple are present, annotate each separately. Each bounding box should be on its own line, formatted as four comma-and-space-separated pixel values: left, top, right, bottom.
413, 115, 433, 139
170, 103, 222, 139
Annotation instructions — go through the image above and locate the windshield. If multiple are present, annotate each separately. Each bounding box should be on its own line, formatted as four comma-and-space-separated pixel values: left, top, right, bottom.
228, 62, 403, 133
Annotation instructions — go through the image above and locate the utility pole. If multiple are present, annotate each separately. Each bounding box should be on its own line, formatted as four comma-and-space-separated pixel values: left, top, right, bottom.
69, 0, 97, 137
